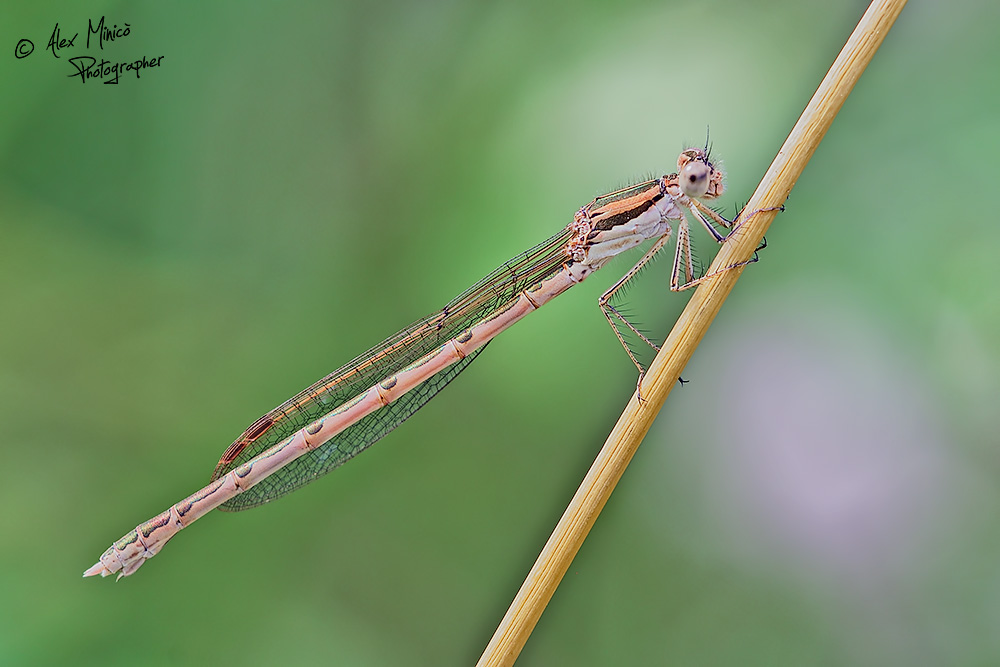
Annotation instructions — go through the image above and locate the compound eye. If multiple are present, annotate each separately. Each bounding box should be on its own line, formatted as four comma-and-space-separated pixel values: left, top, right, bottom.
680, 160, 712, 198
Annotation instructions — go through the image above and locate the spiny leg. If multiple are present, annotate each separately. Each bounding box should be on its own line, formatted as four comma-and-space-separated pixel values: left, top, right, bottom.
668, 203, 781, 291
688, 198, 733, 242
670, 218, 702, 291
599, 234, 670, 380
598, 229, 696, 396
720, 203, 783, 265
726, 204, 785, 238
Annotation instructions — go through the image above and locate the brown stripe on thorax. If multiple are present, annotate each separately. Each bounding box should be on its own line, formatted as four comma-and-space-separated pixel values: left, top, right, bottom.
586, 181, 664, 231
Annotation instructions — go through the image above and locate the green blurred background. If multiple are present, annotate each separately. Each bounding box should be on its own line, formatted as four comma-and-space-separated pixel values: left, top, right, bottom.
3, 0, 999, 664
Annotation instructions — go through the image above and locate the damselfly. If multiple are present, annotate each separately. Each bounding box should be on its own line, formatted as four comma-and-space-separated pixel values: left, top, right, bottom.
85, 147, 752, 579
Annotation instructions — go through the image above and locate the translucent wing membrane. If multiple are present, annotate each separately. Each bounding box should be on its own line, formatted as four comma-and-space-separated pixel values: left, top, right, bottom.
219, 345, 487, 510
210, 228, 573, 506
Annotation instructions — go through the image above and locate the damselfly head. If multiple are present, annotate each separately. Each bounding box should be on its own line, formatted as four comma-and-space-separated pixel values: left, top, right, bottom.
676, 148, 724, 200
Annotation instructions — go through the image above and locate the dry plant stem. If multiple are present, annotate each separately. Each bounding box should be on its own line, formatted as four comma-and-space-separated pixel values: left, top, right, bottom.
477, 0, 909, 664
